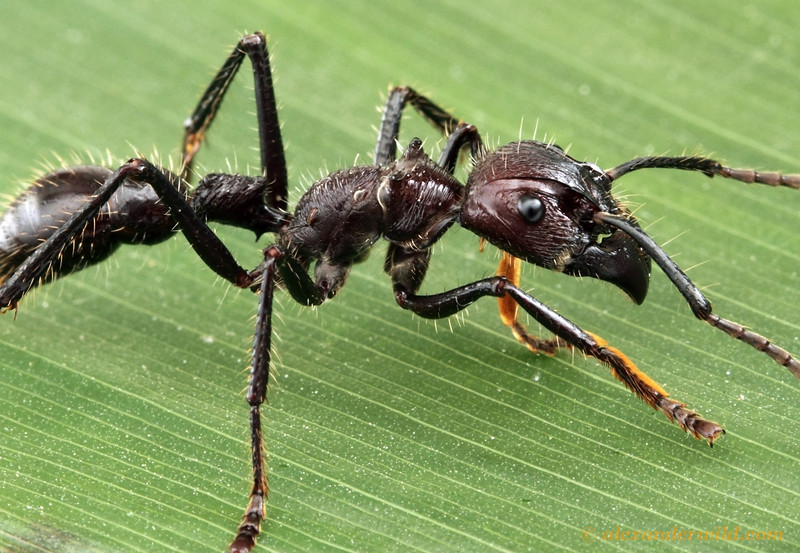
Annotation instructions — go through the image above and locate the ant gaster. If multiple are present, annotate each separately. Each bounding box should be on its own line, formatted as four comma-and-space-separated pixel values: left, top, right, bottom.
1, 32, 799, 553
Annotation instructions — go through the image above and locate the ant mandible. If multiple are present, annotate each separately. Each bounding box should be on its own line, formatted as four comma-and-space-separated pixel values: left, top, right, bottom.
1, 32, 799, 553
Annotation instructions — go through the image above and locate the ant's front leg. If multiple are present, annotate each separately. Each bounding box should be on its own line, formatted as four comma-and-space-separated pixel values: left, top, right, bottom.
390, 265, 725, 445
374, 86, 484, 169
182, 32, 288, 211
495, 252, 569, 355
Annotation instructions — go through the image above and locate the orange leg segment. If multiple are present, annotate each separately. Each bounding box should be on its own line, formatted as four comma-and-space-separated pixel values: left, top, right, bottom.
495, 250, 724, 445
497, 251, 568, 355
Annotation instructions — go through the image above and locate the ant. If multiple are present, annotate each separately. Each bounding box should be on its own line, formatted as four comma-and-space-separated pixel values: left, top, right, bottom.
1, 32, 799, 553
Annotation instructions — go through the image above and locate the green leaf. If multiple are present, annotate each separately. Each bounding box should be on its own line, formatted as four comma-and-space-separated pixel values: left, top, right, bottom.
1, 1, 799, 552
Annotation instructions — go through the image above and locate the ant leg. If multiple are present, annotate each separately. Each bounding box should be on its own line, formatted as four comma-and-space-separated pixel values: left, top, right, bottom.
597, 212, 800, 380
607, 155, 800, 189
496, 251, 568, 355
383, 242, 562, 361
384, 244, 431, 296
0, 165, 177, 288
182, 32, 288, 211
393, 275, 725, 445
385, 240, 566, 355
275, 252, 326, 306
228, 246, 280, 553
374, 86, 484, 167
0, 159, 255, 310
436, 122, 484, 174
375, 86, 457, 164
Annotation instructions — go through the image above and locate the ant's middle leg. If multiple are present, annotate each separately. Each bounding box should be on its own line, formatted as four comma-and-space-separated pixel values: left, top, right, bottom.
228, 242, 338, 552
227, 245, 282, 553
182, 32, 288, 212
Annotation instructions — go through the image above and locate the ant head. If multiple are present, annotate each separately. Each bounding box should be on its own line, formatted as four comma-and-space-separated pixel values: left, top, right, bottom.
459, 140, 651, 303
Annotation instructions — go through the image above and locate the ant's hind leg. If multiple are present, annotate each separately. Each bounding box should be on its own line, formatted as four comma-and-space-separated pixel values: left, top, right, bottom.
182, 32, 288, 212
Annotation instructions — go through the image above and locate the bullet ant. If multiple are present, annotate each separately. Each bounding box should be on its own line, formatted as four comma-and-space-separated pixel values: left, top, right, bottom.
1, 33, 798, 552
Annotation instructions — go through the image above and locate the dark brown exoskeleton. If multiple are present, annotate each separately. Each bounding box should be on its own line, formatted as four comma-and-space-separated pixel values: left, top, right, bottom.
2, 32, 800, 552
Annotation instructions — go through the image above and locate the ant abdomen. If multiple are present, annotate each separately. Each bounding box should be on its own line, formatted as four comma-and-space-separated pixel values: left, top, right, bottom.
0, 165, 177, 285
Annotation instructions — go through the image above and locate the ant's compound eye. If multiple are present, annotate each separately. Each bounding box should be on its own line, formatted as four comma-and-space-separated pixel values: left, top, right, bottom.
517, 194, 545, 224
